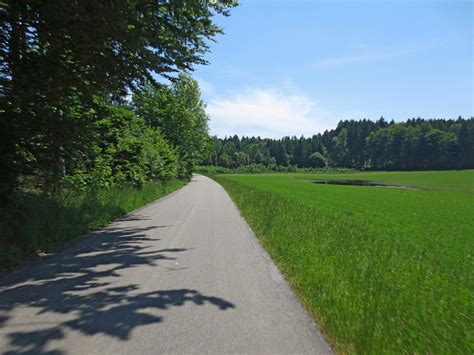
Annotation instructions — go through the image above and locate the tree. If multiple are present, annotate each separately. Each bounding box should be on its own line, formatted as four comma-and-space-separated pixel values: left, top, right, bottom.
332, 128, 350, 167
63, 105, 178, 189
204, 117, 474, 171
132, 74, 209, 177
232, 152, 250, 167
0, 0, 236, 200
219, 153, 232, 168
458, 120, 474, 168
307, 152, 327, 168
271, 142, 289, 166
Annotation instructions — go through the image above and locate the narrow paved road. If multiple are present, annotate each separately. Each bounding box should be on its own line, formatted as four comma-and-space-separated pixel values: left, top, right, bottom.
0, 175, 331, 354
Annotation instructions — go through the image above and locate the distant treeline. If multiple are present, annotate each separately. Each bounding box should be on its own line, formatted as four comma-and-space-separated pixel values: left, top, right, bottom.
204, 117, 474, 170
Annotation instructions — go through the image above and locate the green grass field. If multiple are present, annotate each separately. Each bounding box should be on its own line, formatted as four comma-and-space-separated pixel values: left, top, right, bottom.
213, 170, 473, 354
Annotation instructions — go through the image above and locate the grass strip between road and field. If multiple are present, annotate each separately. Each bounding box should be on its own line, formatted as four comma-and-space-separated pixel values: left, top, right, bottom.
0, 179, 187, 270
213, 173, 472, 354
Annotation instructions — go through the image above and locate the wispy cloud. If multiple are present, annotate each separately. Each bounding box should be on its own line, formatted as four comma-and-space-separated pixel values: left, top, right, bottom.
195, 77, 214, 96
206, 88, 334, 138
316, 41, 442, 68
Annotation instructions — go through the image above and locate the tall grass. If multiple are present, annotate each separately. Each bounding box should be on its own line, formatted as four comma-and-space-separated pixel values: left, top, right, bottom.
214, 172, 473, 354
0, 179, 186, 270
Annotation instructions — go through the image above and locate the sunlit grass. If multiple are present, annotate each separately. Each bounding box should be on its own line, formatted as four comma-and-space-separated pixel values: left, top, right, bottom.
214, 170, 473, 354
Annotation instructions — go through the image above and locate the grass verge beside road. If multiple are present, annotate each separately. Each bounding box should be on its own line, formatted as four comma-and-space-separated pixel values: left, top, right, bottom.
0, 179, 187, 270
213, 171, 473, 354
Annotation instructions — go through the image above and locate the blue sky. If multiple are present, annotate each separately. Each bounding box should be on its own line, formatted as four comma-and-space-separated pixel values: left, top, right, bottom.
193, 0, 473, 138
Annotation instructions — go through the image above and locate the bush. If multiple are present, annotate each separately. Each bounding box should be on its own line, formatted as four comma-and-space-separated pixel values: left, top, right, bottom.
194, 165, 355, 175
63, 105, 179, 191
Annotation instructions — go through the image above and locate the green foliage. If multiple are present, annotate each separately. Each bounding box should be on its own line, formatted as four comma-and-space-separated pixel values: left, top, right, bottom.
366, 123, 462, 169
307, 151, 328, 168
0, 0, 235, 201
195, 164, 354, 175
214, 171, 474, 354
132, 74, 210, 178
204, 117, 474, 171
63, 105, 179, 190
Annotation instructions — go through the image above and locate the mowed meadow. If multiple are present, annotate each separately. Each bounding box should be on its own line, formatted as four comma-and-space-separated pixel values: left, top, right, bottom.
213, 170, 473, 354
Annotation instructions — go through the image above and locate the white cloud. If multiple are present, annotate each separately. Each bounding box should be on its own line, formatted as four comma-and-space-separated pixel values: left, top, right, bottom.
206, 88, 334, 138
196, 77, 214, 96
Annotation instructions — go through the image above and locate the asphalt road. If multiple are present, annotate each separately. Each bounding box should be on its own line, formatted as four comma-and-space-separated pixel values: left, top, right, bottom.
0, 175, 332, 354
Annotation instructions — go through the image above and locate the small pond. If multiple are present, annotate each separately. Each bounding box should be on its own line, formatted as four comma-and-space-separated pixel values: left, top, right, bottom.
313, 180, 419, 190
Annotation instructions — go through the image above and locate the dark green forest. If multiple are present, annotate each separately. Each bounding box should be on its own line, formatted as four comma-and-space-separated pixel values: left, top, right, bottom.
0, 0, 236, 267
204, 117, 474, 171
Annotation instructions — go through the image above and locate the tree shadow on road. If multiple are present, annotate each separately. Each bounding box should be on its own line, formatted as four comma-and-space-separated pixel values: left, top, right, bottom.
0, 224, 235, 354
